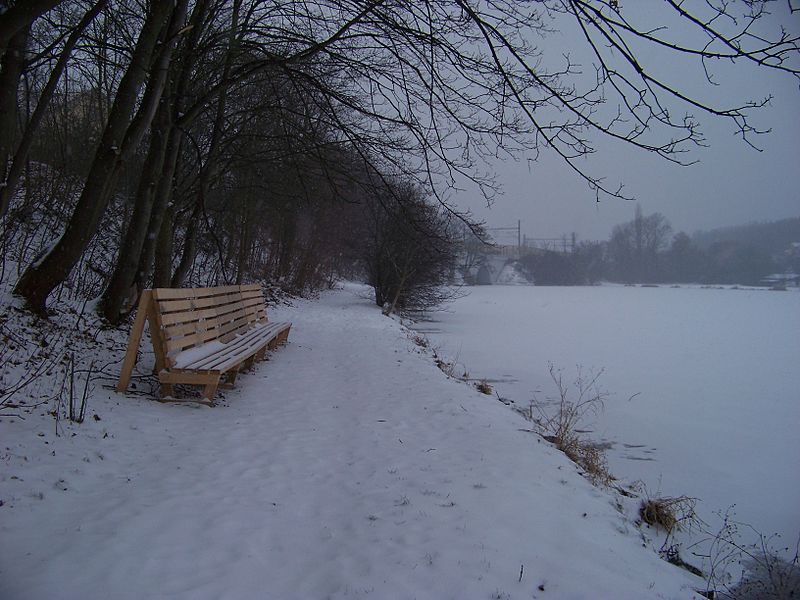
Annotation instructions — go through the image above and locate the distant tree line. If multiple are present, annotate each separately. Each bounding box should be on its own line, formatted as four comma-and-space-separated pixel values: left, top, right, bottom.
605, 208, 784, 285
519, 211, 798, 286
518, 242, 605, 286
1, 1, 797, 317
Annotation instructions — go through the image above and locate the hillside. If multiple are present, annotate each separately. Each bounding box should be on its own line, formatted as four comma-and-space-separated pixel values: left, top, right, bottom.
692, 217, 800, 256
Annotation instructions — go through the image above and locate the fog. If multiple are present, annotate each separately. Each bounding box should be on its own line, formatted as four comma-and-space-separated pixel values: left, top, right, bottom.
453, 5, 800, 242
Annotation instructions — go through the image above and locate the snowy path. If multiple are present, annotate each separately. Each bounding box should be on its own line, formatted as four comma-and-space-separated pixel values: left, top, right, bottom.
1, 285, 702, 599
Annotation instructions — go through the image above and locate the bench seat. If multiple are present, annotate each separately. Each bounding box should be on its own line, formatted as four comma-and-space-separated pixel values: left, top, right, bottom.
171, 321, 291, 372
116, 284, 291, 403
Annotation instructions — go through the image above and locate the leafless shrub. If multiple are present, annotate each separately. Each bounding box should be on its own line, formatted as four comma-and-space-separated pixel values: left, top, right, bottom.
0, 316, 66, 413
533, 364, 606, 451
526, 364, 613, 486
50, 353, 95, 434
695, 509, 800, 599
432, 345, 466, 380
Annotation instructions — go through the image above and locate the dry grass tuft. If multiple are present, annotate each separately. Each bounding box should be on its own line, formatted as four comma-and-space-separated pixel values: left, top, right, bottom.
639, 496, 698, 535
563, 440, 612, 486
411, 334, 429, 349
475, 379, 493, 395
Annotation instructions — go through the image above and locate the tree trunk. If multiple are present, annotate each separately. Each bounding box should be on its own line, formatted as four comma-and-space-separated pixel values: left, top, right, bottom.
0, 0, 106, 219
0, 24, 28, 190
136, 125, 181, 286
0, 0, 62, 58
99, 96, 170, 322
167, 0, 241, 288
127, 0, 210, 298
153, 203, 174, 288
235, 195, 252, 285
277, 209, 297, 280
170, 201, 201, 287
13, 0, 181, 314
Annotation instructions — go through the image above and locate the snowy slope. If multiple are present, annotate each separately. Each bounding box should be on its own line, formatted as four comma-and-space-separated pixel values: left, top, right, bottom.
0, 284, 703, 599
411, 285, 800, 562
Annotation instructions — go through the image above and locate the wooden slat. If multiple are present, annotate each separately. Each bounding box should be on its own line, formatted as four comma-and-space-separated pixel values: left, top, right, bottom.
178, 323, 277, 370
193, 328, 288, 374
214, 323, 289, 369
157, 292, 244, 313
158, 370, 221, 384
161, 307, 264, 350
196, 341, 262, 373
159, 297, 246, 326
160, 305, 257, 333
174, 322, 288, 373
157, 290, 261, 314
148, 292, 172, 373
158, 295, 264, 326
162, 312, 263, 352
165, 318, 258, 355
116, 290, 153, 393
186, 323, 290, 371
153, 285, 247, 300
162, 305, 264, 339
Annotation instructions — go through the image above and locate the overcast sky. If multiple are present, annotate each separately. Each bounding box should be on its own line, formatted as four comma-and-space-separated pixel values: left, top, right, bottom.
451, 4, 800, 245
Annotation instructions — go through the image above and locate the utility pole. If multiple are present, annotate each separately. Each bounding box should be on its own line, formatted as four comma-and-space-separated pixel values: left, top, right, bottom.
517, 220, 521, 256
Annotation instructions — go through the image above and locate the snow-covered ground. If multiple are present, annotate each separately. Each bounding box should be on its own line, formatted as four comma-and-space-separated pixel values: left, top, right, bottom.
413, 284, 800, 559
0, 283, 706, 599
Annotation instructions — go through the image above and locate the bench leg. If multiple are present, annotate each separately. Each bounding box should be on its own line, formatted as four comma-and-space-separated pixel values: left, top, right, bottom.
160, 383, 175, 397
202, 379, 220, 402
243, 355, 255, 371
220, 368, 239, 389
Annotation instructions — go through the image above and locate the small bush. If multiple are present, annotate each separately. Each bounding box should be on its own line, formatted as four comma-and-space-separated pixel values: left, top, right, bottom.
475, 379, 492, 395
529, 364, 612, 486
639, 496, 698, 535
641, 499, 678, 533
701, 509, 800, 599
564, 440, 611, 486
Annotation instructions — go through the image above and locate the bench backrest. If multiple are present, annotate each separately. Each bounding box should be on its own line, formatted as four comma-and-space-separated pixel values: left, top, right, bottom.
151, 284, 267, 367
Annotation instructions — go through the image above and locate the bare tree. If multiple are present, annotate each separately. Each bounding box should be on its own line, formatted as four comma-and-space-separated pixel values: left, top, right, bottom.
0, 0, 64, 58
357, 181, 459, 313
5, 0, 799, 315
13, 0, 188, 313
608, 205, 672, 282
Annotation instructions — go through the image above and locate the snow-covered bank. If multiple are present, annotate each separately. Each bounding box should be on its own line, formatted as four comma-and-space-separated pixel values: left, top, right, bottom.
412, 285, 800, 557
1, 284, 702, 599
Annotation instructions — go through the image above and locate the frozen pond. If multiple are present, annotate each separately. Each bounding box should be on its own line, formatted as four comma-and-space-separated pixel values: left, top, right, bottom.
414, 284, 800, 547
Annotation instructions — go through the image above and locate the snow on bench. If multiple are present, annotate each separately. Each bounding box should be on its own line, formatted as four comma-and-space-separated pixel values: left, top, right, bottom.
116, 284, 291, 404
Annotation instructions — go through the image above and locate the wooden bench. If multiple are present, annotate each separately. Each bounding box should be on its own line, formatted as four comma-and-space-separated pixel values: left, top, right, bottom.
116, 284, 291, 403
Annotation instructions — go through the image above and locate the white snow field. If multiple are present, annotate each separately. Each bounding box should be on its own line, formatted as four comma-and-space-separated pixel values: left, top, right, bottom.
413, 285, 800, 555
0, 283, 705, 600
